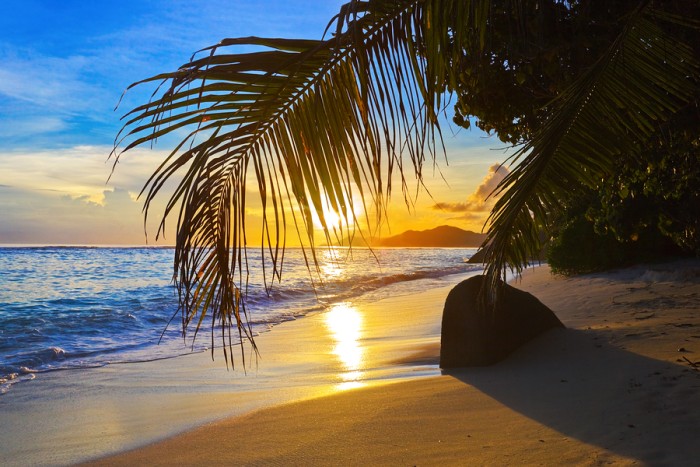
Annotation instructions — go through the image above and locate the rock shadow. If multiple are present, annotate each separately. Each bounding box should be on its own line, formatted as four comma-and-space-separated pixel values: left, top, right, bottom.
444, 328, 700, 465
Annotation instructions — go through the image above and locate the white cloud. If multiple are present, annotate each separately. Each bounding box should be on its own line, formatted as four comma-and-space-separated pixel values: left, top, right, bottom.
432, 163, 510, 213
0, 144, 194, 244
0, 53, 98, 114
0, 145, 176, 203
468, 163, 511, 208
0, 185, 173, 245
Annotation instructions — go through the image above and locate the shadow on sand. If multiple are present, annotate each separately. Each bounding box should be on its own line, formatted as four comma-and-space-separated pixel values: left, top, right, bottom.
444, 328, 700, 465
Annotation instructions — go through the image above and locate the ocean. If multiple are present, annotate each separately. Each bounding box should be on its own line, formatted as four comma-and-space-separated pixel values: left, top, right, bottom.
0, 246, 481, 395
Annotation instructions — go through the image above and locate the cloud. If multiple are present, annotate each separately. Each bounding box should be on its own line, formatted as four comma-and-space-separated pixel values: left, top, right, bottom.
0, 145, 176, 203
432, 163, 510, 214
0, 52, 99, 113
445, 211, 484, 222
0, 116, 67, 138
432, 201, 469, 213
0, 46, 119, 146
0, 185, 172, 245
0, 144, 272, 245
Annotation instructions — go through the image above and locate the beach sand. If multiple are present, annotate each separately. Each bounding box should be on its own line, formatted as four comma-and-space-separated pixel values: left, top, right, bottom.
84, 259, 700, 466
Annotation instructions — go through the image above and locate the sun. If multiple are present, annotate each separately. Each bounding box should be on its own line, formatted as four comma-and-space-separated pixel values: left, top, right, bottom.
311, 194, 363, 232
317, 206, 343, 230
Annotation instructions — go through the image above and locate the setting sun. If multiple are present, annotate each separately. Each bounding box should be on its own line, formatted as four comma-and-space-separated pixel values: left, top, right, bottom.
311, 193, 364, 233
313, 204, 343, 230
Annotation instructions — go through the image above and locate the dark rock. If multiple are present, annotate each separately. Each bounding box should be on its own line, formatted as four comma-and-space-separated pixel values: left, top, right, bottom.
466, 247, 486, 264
440, 275, 564, 368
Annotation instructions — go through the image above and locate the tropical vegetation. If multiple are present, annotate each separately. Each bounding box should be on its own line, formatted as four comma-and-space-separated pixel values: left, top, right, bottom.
112, 0, 699, 364
444, 0, 700, 275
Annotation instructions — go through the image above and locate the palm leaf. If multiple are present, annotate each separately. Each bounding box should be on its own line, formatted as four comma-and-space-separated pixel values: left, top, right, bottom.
112, 0, 492, 366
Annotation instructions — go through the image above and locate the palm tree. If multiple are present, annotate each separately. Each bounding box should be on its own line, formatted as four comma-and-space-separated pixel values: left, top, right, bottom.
112, 0, 699, 366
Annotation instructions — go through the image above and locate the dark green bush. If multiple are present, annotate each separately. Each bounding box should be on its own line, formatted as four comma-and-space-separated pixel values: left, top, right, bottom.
547, 107, 698, 276
547, 216, 629, 275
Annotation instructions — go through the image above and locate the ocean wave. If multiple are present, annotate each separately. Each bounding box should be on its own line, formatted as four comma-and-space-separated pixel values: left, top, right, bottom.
0, 246, 479, 394
0, 372, 36, 395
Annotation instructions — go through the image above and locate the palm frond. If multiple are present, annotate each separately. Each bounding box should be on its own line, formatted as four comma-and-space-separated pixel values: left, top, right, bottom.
113, 0, 491, 365
482, 4, 700, 292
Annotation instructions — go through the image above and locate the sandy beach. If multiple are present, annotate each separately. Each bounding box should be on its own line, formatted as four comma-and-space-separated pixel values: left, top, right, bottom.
81, 259, 700, 466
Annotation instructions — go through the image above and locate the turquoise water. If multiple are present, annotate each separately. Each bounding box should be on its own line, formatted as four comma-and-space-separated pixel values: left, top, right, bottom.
0, 246, 480, 394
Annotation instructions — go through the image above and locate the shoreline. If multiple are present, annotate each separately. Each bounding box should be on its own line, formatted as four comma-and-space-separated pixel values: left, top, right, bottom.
1, 271, 477, 466
87, 259, 700, 466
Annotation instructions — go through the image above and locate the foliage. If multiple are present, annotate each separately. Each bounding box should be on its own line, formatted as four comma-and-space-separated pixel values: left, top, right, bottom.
448, 0, 700, 278
590, 110, 700, 255
452, 0, 646, 144
480, 1, 698, 292
547, 106, 700, 275
113, 0, 700, 363
547, 215, 628, 275
546, 189, 683, 276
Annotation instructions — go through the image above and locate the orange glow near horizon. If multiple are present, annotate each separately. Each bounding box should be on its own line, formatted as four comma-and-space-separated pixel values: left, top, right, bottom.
0, 143, 501, 245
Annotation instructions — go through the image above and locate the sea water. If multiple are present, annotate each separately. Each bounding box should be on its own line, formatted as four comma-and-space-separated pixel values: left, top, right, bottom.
0, 246, 480, 394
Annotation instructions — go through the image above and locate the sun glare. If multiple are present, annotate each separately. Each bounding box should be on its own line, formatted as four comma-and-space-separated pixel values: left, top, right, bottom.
319, 248, 347, 280
311, 193, 363, 232
317, 207, 343, 230
324, 303, 365, 389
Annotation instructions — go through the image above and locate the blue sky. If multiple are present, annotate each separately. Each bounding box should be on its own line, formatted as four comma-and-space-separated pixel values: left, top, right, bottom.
0, 0, 504, 245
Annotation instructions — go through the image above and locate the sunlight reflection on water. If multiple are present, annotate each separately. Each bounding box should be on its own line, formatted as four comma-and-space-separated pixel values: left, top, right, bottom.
0, 246, 480, 391
324, 302, 365, 390
319, 249, 346, 281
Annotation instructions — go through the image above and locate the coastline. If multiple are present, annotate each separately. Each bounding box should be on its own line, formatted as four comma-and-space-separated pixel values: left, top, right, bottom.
1, 271, 475, 466
87, 259, 700, 466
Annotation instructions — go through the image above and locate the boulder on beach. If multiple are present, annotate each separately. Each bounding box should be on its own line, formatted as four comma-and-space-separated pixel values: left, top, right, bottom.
440, 275, 564, 368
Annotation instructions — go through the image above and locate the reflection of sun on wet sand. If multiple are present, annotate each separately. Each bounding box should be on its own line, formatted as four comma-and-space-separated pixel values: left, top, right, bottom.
88, 259, 700, 466
325, 303, 365, 390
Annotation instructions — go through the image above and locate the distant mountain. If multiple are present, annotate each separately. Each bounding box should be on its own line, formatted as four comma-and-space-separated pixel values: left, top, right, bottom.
332, 225, 486, 248
378, 225, 486, 247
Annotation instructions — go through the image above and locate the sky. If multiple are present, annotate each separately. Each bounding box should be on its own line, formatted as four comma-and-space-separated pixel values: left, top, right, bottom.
0, 0, 509, 246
